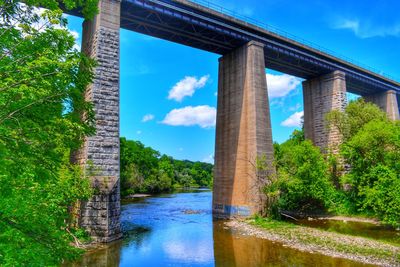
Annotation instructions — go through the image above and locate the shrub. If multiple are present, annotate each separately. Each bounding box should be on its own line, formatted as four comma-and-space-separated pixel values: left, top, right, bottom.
268, 132, 335, 214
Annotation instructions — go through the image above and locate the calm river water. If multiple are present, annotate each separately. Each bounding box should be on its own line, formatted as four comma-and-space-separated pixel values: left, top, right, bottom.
70, 190, 375, 267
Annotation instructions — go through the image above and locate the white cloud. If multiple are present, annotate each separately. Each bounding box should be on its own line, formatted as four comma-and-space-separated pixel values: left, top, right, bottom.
69, 30, 79, 40
202, 154, 214, 164
288, 103, 302, 112
266, 73, 301, 98
136, 130, 142, 135
333, 18, 400, 38
162, 105, 216, 128
168, 75, 209, 102
142, 114, 155, 122
281, 111, 304, 127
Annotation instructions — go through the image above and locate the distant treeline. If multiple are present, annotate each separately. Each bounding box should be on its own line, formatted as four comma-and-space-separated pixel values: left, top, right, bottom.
120, 137, 213, 196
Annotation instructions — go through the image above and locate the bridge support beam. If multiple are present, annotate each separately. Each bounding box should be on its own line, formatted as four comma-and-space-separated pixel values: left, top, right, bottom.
303, 71, 347, 154
363, 90, 400, 120
213, 41, 274, 218
73, 0, 122, 242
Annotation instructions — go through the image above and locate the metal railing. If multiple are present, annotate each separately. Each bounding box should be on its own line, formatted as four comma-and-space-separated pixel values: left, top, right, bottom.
188, 0, 398, 82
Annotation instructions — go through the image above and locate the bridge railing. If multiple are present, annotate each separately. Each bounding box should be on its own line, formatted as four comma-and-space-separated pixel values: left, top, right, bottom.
188, 0, 398, 82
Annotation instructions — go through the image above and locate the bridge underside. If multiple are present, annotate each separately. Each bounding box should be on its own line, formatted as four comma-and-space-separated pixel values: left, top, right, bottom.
65, 0, 400, 98
118, 0, 399, 97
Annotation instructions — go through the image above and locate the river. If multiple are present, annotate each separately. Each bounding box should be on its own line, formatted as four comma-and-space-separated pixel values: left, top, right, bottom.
69, 190, 374, 266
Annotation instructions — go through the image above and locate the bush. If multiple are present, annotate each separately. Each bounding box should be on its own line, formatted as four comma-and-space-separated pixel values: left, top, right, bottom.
340, 119, 400, 226
268, 131, 335, 214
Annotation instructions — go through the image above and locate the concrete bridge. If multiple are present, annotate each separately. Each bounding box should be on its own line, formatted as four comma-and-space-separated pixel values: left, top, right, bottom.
68, 0, 400, 242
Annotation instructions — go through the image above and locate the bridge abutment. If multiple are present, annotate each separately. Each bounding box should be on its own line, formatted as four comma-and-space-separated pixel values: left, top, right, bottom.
213, 41, 274, 218
73, 0, 122, 242
303, 71, 347, 154
363, 90, 400, 120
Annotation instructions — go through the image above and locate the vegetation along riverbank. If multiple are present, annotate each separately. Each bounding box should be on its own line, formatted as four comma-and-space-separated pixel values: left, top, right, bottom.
266, 100, 400, 229
120, 137, 213, 197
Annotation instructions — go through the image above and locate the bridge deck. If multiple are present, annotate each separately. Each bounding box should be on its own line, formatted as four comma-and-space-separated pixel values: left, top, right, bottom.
67, 0, 400, 97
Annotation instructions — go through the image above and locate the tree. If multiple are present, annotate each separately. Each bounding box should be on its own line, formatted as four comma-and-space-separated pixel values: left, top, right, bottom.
119, 137, 213, 195
340, 120, 400, 225
267, 130, 335, 214
326, 98, 387, 142
0, 0, 98, 265
328, 99, 400, 226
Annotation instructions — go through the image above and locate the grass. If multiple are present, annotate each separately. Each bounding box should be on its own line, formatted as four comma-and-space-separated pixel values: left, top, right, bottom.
249, 216, 400, 265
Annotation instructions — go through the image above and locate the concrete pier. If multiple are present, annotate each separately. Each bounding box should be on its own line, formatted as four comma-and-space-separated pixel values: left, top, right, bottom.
303, 71, 347, 154
364, 90, 400, 120
73, 0, 122, 242
213, 41, 274, 218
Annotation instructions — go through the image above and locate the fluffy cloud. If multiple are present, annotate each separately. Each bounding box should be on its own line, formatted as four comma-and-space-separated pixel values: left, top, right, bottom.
142, 114, 155, 122
266, 73, 301, 98
281, 111, 304, 127
202, 154, 214, 164
168, 75, 209, 102
162, 105, 216, 128
333, 18, 400, 38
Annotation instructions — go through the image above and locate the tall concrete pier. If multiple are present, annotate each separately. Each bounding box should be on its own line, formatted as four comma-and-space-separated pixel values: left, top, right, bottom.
303, 71, 347, 153
213, 41, 274, 218
364, 90, 400, 120
74, 0, 122, 242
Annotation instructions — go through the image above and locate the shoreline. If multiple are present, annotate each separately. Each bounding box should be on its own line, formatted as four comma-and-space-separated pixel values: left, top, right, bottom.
225, 219, 400, 267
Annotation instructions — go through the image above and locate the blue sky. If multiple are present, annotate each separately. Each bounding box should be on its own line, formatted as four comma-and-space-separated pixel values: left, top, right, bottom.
65, 0, 400, 163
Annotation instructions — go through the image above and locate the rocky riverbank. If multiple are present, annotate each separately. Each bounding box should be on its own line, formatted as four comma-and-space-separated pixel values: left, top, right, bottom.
225, 219, 400, 267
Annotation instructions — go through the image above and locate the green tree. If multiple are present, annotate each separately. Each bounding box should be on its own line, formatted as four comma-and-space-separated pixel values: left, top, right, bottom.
120, 137, 213, 195
340, 120, 400, 225
268, 131, 335, 214
326, 98, 387, 141
328, 99, 400, 226
0, 0, 98, 265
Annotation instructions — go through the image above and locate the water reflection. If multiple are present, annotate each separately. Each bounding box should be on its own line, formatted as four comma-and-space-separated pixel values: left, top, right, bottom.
68, 240, 122, 267
212, 220, 373, 267
69, 191, 375, 267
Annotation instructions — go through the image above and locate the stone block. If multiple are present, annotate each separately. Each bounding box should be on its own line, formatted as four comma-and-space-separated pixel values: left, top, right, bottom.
303, 71, 347, 154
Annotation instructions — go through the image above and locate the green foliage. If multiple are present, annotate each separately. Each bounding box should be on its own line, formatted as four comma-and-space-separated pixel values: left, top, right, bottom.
327, 99, 400, 226
326, 98, 387, 142
120, 137, 213, 196
269, 99, 400, 227
0, 0, 98, 265
340, 119, 400, 226
268, 130, 335, 214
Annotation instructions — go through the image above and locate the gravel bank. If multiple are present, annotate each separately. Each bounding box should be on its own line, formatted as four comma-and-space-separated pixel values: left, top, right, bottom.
225, 219, 400, 267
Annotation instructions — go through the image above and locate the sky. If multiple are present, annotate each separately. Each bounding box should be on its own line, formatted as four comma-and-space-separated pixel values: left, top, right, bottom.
65, 0, 400, 164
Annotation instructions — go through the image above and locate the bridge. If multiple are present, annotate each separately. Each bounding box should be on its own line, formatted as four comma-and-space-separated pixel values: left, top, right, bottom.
68, 0, 400, 242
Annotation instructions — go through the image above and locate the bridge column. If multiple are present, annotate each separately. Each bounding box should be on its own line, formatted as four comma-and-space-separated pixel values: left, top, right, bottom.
73, 0, 122, 242
363, 90, 400, 120
302, 71, 347, 154
213, 41, 274, 218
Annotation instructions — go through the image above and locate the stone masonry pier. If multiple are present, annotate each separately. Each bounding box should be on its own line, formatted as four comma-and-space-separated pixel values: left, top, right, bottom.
74, 0, 122, 242
303, 71, 347, 153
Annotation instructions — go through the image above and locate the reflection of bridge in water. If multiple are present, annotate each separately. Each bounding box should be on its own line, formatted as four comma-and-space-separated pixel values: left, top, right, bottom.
66, 0, 400, 242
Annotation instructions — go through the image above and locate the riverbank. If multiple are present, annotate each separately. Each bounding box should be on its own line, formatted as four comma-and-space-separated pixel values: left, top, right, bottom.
226, 218, 400, 267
